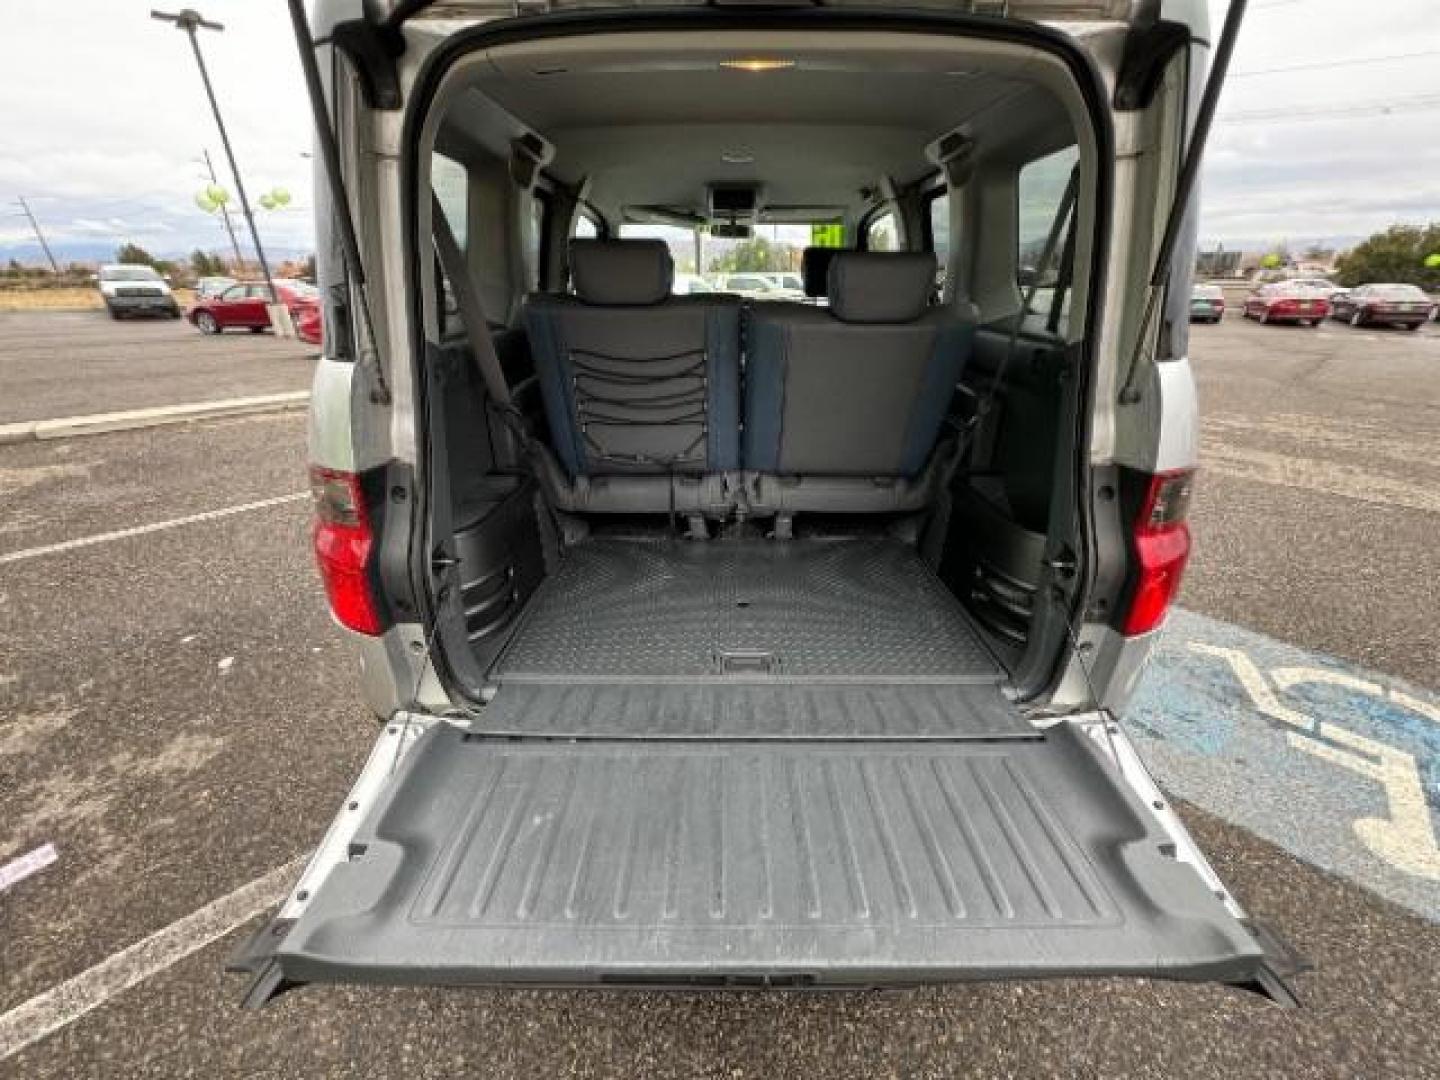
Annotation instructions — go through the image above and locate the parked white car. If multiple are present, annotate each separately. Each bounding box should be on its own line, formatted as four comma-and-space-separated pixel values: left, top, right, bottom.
96, 263, 180, 319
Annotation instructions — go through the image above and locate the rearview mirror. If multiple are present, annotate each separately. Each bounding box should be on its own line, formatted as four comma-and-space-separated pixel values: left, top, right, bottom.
710, 222, 752, 240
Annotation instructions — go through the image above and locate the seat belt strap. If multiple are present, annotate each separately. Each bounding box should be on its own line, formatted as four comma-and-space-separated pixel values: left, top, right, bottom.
958, 166, 1078, 469
431, 195, 513, 411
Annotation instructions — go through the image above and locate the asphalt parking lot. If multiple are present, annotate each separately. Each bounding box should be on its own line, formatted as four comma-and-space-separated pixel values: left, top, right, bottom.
1, 309, 1439, 1077
0, 311, 314, 425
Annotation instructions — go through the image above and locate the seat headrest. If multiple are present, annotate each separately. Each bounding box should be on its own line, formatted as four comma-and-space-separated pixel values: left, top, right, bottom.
828, 252, 937, 323
570, 239, 674, 306
801, 246, 843, 298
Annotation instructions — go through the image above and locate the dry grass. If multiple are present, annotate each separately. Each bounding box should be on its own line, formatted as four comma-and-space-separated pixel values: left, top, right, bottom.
0, 286, 195, 312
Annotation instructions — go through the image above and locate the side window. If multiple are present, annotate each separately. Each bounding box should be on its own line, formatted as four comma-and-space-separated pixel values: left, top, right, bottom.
431, 151, 469, 250
572, 210, 600, 239
926, 190, 951, 287
527, 191, 547, 288
1016, 145, 1079, 317
865, 209, 899, 252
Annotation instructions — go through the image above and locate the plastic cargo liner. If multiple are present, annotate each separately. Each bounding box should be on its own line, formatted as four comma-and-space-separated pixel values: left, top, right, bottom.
492, 536, 1006, 685
270, 722, 1268, 989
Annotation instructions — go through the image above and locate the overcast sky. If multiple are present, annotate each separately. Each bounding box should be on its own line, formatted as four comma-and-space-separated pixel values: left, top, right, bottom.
1, 0, 1437, 260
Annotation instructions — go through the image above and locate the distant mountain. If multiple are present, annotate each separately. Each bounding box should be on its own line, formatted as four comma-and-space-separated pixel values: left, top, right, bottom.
0, 238, 314, 268
1196, 234, 1365, 255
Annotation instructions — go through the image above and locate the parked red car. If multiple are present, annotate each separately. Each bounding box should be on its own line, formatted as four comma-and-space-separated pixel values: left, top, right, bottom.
1241, 282, 1328, 327
187, 279, 322, 345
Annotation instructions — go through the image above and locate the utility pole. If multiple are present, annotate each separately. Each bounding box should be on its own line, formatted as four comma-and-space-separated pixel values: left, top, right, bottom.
16, 197, 61, 275
198, 148, 247, 272
153, 8, 277, 302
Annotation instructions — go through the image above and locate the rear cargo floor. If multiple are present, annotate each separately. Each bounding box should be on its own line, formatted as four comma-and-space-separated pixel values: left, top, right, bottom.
483, 535, 1022, 739
495, 536, 1003, 683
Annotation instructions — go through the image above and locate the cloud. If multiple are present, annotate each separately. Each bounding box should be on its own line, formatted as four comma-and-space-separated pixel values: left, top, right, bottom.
0, 0, 313, 256
1, 0, 1436, 257
1197, 0, 1440, 244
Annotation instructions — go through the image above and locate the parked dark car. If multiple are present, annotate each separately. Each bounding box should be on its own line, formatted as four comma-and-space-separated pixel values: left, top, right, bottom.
187, 279, 322, 345
1241, 282, 1328, 326
1190, 282, 1225, 323
1329, 283, 1431, 330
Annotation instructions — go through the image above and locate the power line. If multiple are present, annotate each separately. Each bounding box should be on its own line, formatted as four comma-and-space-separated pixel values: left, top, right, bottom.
14, 197, 60, 274
1232, 49, 1440, 78
1221, 93, 1440, 124
199, 147, 248, 271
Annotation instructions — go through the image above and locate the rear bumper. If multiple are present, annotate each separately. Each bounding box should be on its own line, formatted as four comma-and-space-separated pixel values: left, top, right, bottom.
1365, 313, 1428, 326
105, 293, 178, 312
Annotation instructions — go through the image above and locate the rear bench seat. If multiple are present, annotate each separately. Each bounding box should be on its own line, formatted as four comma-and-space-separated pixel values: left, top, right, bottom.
523, 239, 741, 516
524, 243, 971, 523
743, 251, 973, 515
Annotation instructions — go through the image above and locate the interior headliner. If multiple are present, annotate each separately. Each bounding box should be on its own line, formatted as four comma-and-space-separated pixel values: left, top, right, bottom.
434, 29, 1078, 220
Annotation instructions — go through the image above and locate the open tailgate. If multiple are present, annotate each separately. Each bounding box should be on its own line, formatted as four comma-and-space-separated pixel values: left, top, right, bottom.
234, 716, 1296, 1002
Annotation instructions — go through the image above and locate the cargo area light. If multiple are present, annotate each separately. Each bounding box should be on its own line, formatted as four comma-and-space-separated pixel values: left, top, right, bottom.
720, 58, 795, 72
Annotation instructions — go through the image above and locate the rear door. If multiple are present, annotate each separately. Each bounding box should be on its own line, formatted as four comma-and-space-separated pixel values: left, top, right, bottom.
243, 284, 274, 327
212, 284, 250, 328
234, 711, 1291, 1003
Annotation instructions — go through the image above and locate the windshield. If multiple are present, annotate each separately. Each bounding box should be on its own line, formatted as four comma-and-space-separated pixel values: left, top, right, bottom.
100, 265, 162, 282
618, 219, 839, 299
1371, 285, 1427, 299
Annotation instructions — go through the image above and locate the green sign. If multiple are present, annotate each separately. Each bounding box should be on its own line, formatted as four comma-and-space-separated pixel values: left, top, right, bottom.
810, 222, 844, 248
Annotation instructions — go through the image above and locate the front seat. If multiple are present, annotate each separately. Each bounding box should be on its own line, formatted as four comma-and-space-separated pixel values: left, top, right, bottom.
523, 239, 742, 516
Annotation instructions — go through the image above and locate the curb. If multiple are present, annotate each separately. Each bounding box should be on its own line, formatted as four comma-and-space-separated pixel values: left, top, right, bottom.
0, 392, 310, 446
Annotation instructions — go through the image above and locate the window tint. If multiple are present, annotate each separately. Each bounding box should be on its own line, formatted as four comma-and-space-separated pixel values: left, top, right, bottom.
431, 152, 468, 250
1016, 145, 1079, 321
865, 210, 899, 252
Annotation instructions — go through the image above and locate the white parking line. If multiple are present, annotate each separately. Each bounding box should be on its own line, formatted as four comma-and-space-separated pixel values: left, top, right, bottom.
0, 859, 302, 1062
0, 493, 308, 566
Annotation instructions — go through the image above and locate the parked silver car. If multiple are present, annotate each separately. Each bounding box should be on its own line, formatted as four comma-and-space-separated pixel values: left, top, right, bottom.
231, 0, 1296, 1010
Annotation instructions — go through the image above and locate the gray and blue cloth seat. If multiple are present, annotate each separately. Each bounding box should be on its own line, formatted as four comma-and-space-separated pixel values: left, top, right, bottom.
524, 241, 971, 518
523, 239, 741, 514
743, 251, 972, 513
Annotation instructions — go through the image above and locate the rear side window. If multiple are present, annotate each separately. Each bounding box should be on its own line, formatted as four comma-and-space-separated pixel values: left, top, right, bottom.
1016, 145, 1079, 318
432, 152, 469, 249
927, 191, 951, 286
865, 210, 899, 252
528, 191, 547, 288
572, 211, 600, 239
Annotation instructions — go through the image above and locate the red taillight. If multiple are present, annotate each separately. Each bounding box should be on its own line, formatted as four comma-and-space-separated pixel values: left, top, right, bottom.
310, 466, 384, 635
1123, 469, 1194, 636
